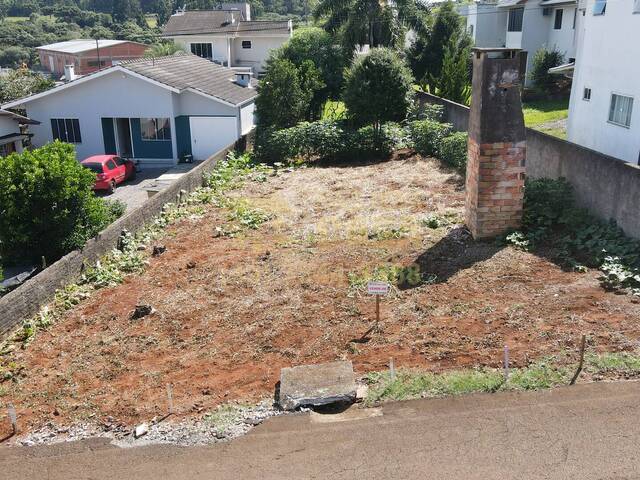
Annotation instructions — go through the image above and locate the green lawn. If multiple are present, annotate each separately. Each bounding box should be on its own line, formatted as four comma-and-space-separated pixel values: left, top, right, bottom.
522, 98, 569, 126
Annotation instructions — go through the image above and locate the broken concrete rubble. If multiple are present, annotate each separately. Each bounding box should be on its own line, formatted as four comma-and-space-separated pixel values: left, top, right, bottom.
278, 361, 357, 411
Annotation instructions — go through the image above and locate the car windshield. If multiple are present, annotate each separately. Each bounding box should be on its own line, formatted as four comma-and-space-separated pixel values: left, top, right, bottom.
83, 163, 103, 174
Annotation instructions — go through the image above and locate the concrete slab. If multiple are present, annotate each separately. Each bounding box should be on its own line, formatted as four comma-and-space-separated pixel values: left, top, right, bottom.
278, 361, 357, 411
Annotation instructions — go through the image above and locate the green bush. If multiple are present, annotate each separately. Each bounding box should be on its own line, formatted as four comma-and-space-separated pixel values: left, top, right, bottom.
408, 119, 452, 157
506, 178, 640, 291
0, 142, 122, 264
440, 132, 468, 171
256, 120, 409, 162
529, 47, 565, 93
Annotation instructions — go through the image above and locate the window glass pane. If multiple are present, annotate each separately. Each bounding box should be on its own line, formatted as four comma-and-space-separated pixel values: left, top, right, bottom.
72, 119, 81, 143
51, 119, 60, 140
242, 40, 252, 49
106, 160, 116, 170
114, 157, 124, 166
508, 8, 524, 32
593, 0, 606, 15
609, 94, 634, 127
141, 118, 158, 140
191, 43, 212, 59
554, 9, 563, 29
158, 118, 171, 140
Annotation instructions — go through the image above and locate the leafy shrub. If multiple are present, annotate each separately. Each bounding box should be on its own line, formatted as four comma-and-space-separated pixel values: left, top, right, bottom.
0, 142, 118, 264
439, 132, 468, 171
408, 102, 444, 122
408, 119, 453, 157
257, 120, 409, 162
529, 47, 565, 93
506, 178, 640, 291
343, 48, 414, 133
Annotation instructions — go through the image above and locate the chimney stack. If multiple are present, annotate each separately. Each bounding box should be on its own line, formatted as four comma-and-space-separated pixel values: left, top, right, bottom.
465, 48, 526, 239
234, 71, 253, 88
64, 64, 76, 82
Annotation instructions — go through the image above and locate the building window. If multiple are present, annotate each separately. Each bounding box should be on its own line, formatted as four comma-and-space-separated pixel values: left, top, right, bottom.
608, 94, 634, 127
141, 118, 171, 141
241, 40, 252, 49
593, 0, 606, 15
583, 87, 591, 101
51, 118, 82, 143
554, 9, 563, 29
508, 7, 524, 32
468, 24, 474, 36
0, 141, 16, 157
190, 43, 213, 60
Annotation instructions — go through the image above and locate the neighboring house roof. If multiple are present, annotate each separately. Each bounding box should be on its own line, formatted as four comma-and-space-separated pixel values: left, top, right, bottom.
162, 10, 290, 36
539, 0, 577, 5
0, 109, 39, 125
497, 0, 526, 7
2, 53, 257, 109
36, 39, 144, 54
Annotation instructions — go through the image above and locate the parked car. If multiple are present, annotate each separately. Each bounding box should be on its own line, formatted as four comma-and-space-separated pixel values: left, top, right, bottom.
81, 155, 136, 193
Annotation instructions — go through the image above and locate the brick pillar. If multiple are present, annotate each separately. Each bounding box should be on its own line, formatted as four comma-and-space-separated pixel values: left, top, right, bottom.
465, 48, 526, 240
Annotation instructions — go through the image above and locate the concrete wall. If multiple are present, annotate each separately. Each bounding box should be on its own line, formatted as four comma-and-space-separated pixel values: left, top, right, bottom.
0, 140, 243, 339
417, 92, 640, 240
232, 36, 288, 72
567, 0, 640, 164
459, 3, 507, 48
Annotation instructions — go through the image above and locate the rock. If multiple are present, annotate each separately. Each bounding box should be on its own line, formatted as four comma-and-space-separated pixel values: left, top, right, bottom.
186, 261, 197, 269
131, 304, 155, 320
278, 361, 357, 411
152, 245, 166, 256
243, 417, 262, 426
134, 423, 149, 439
137, 245, 147, 251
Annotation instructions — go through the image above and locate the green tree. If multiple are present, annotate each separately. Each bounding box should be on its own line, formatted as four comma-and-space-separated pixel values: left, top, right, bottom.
408, 1, 472, 92
0, 142, 119, 263
343, 48, 414, 135
276, 26, 347, 118
435, 36, 471, 104
314, 0, 429, 53
256, 57, 323, 131
112, 0, 142, 22
0, 68, 54, 104
146, 41, 183, 57
0, 46, 33, 69
529, 47, 565, 93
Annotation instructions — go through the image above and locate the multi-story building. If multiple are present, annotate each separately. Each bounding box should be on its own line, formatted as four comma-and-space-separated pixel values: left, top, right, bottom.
460, 0, 580, 85
161, 2, 293, 75
37, 40, 149, 77
567, 0, 640, 163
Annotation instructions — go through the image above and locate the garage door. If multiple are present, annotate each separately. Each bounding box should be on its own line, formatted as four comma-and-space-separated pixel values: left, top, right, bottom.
189, 117, 238, 161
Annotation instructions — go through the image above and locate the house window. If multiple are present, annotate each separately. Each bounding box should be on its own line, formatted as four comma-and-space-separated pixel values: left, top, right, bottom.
140, 118, 171, 141
241, 40, 252, 49
190, 43, 213, 60
0, 141, 16, 157
508, 7, 524, 32
554, 9, 563, 29
468, 24, 474, 36
583, 87, 592, 101
608, 94, 634, 127
593, 0, 606, 15
51, 118, 82, 143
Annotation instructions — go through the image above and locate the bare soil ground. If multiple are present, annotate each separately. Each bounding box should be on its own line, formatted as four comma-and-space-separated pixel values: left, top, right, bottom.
2, 153, 640, 439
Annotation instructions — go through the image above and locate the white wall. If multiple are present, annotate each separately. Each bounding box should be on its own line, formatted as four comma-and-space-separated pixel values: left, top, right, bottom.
231, 36, 288, 72
462, 4, 507, 48
568, 0, 640, 163
23, 70, 176, 164
546, 7, 578, 59
239, 102, 255, 135
169, 35, 230, 64
175, 90, 237, 116
0, 117, 17, 137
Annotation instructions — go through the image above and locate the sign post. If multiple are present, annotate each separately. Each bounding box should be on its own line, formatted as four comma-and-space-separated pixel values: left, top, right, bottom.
367, 281, 390, 325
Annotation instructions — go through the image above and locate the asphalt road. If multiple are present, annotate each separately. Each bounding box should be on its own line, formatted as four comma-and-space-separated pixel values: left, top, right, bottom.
2, 381, 640, 479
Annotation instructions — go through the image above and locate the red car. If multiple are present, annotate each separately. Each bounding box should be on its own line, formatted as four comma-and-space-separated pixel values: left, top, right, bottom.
81, 155, 136, 193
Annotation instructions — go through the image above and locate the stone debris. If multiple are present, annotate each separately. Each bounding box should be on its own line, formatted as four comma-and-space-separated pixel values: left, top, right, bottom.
279, 361, 357, 411
130, 304, 155, 320
134, 423, 149, 439
152, 245, 166, 256
17, 401, 280, 448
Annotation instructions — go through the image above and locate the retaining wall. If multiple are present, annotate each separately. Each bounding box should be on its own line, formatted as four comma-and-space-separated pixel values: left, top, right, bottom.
417, 92, 640, 240
0, 142, 239, 337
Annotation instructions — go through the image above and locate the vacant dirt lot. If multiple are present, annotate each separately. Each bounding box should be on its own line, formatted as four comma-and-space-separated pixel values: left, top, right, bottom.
2, 153, 640, 438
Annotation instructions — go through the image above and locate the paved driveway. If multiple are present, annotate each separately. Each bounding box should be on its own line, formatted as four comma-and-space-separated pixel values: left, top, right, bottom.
98, 163, 203, 211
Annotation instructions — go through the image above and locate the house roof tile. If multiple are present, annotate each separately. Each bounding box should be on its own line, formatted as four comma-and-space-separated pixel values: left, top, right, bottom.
162, 10, 290, 36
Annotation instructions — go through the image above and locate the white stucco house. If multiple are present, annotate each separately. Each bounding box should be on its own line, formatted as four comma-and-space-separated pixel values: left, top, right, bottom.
459, 0, 580, 85
0, 109, 38, 157
2, 53, 257, 167
161, 3, 293, 75
567, 0, 640, 164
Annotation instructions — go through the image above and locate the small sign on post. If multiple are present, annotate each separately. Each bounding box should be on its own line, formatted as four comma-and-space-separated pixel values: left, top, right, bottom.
367, 281, 390, 324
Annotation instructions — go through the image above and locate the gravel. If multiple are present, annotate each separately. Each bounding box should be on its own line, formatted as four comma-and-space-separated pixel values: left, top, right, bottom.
18, 400, 282, 448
